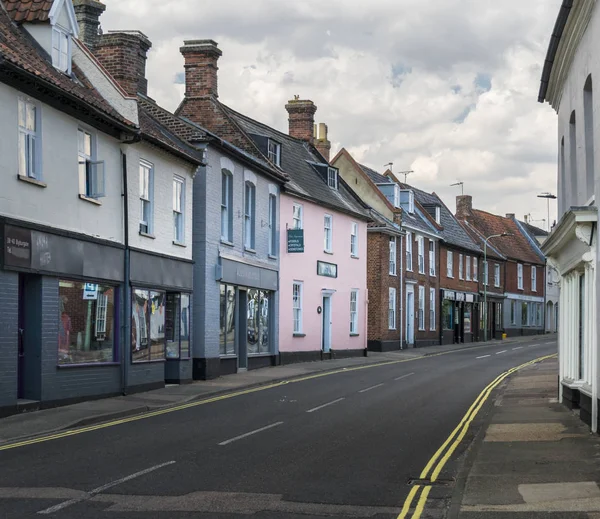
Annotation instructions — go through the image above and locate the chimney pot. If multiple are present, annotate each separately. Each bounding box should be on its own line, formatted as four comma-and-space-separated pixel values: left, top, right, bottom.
72, 0, 106, 50
285, 98, 317, 142
313, 122, 331, 161
456, 195, 473, 218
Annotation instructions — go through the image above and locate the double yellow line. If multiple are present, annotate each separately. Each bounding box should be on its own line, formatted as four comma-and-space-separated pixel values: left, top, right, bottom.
396, 353, 557, 519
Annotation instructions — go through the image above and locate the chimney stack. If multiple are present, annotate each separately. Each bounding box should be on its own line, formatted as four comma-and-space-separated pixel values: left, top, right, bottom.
313, 122, 331, 161
506, 213, 515, 219
180, 40, 222, 100
94, 30, 152, 96
456, 195, 473, 219
72, 0, 106, 50
285, 98, 317, 142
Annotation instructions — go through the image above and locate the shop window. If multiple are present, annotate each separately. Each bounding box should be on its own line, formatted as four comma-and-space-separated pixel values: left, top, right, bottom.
442, 299, 453, 330
220, 284, 236, 355
464, 305, 472, 334
521, 302, 528, 327
131, 289, 166, 362
58, 280, 115, 365
247, 289, 271, 354
165, 293, 191, 359
510, 301, 516, 325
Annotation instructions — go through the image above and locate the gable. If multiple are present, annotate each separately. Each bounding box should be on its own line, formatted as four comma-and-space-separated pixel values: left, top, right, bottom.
49, 0, 78, 36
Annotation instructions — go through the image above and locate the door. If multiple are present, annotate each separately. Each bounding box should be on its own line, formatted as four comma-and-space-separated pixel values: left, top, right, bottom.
238, 289, 248, 370
406, 288, 415, 346
322, 295, 332, 353
17, 274, 25, 399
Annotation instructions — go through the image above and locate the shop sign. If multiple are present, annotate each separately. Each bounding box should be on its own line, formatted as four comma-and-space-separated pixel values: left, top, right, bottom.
456, 292, 465, 302
220, 258, 278, 291
466, 294, 474, 303
287, 229, 304, 253
444, 291, 456, 301
4, 225, 32, 268
83, 283, 98, 300
317, 260, 338, 278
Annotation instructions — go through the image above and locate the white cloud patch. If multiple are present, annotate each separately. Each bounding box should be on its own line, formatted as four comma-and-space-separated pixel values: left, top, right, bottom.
101, 0, 561, 227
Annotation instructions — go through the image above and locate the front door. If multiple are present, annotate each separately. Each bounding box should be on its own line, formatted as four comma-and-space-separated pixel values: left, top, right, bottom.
17, 274, 25, 399
322, 295, 332, 353
406, 288, 415, 346
238, 290, 248, 370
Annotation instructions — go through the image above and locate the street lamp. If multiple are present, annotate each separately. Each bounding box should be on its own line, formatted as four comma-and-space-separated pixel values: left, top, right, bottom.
537, 193, 557, 231
483, 232, 513, 342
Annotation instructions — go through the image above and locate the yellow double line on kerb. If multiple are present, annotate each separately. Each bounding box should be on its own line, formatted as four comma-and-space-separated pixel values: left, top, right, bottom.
396, 353, 557, 519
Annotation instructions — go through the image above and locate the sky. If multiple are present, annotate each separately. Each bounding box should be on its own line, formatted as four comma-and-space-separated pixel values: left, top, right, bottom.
102, 0, 562, 230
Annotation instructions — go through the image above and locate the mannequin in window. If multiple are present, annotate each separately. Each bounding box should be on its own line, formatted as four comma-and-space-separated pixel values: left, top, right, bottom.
58, 295, 71, 358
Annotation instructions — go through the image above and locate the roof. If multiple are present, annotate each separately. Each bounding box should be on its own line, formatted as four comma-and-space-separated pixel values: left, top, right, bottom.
0, 4, 136, 130
4, 0, 53, 23
519, 220, 549, 238
221, 104, 369, 220
359, 163, 392, 185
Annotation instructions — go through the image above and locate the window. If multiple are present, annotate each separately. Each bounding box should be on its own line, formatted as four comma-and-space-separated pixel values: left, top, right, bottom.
584, 76, 594, 200
221, 170, 233, 242
522, 302, 528, 326
18, 97, 40, 179
52, 26, 70, 73
442, 300, 454, 330
388, 287, 396, 329
417, 236, 425, 273
429, 241, 435, 276
220, 284, 236, 354
244, 182, 256, 250
165, 293, 191, 359
570, 111, 578, 203
389, 237, 397, 275
406, 232, 413, 271
246, 289, 271, 354
350, 290, 358, 334
465, 256, 471, 280
58, 281, 115, 365
269, 194, 277, 256
429, 288, 436, 331
173, 176, 184, 243
473, 257, 478, 281
132, 289, 166, 362
351, 222, 359, 257
484, 261, 488, 286
327, 167, 338, 189
78, 129, 105, 199
459, 254, 464, 280
418, 286, 425, 330
268, 139, 281, 167
531, 266, 537, 292
293, 203, 303, 230
324, 214, 333, 252
293, 282, 303, 333
517, 264, 524, 290
447, 251, 454, 278
494, 263, 500, 287
139, 161, 153, 234
435, 206, 441, 224
510, 301, 516, 325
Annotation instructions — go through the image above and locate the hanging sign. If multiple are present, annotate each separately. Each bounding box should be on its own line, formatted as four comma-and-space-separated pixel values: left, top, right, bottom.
287, 229, 304, 253
83, 283, 98, 300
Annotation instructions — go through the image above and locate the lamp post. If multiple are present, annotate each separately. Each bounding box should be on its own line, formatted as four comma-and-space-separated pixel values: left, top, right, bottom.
483, 233, 513, 342
537, 193, 557, 231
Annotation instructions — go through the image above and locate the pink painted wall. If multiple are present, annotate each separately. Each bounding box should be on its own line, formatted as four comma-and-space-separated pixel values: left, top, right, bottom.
279, 193, 368, 352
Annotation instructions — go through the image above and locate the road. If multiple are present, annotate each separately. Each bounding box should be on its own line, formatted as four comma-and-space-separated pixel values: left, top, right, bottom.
0, 337, 557, 519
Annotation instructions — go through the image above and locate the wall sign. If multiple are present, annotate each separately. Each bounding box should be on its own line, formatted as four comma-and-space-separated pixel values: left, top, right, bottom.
220, 257, 278, 291
287, 229, 304, 253
4, 225, 32, 268
83, 283, 98, 300
317, 261, 338, 278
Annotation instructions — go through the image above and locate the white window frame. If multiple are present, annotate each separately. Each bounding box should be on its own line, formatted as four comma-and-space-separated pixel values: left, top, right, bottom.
510, 300, 516, 325
459, 254, 464, 280
406, 232, 413, 271
429, 241, 436, 276
389, 236, 397, 275
173, 176, 185, 243
417, 236, 425, 274
350, 289, 359, 334
483, 261, 489, 286
95, 292, 108, 339
139, 160, 154, 235
435, 206, 441, 224
221, 170, 233, 242
418, 286, 425, 331
292, 282, 303, 334
244, 182, 256, 250
292, 203, 303, 230
18, 97, 41, 180
268, 194, 277, 257
447, 250, 454, 278
532, 266, 537, 292
517, 263, 524, 290
466, 256, 471, 281
350, 222, 359, 257
78, 128, 105, 199
327, 167, 338, 189
494, 263, 500, 287
473, 257, 478, 281
388, 287, 397, 330
429, 288, 436, 331
52, 26, 71, 74
268, 139, 281, 167
324, 214, 333, 253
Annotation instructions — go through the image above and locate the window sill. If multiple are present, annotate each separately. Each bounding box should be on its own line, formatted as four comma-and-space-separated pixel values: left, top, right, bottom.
388, 328, 397, 331
244, 247, 257, 254
324, 250, 334, 255
173, 240, 187, 248
79, 194, 102, 206
139, 231, 156, 239
248, 352, 274, 357
18, 174, 47, 188
131, 359, 165, 364
350, 333, 360, 337
389, 272, 397, 277
220, 354, 238, 358
268, 254, 278, 260
447, 275, 454, 279
57, 362, 119, 369
166, 357, 191, 361
220, 239, 234, 247
293, 333, 306, 337
351, 255, 359, 260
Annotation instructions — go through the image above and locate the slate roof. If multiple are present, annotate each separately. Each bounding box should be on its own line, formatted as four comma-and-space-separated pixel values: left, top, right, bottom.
221, 105, 369, 220
519, 220, 548, 238
359, 163, 392, 185
4, 0, 53, 23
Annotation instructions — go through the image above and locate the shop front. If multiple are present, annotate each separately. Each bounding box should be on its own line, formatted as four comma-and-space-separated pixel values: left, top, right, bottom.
480, 295, 505, 341
441, 290, 479, 344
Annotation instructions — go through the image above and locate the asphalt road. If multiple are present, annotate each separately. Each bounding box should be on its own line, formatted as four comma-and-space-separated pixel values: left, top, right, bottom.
0, 337, 557, 519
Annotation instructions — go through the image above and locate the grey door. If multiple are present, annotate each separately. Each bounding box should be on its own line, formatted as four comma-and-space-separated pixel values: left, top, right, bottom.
238, 290, 248, 370
406, 290, 415, 346
322, 295, 332, 353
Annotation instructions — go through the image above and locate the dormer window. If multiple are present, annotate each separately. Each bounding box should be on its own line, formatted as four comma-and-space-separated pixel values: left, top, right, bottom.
435, 206, 441, 224
52, 26, 71, 74
327, 167, 338, 190
400, 189, 415, 214
268, 140, 281, 167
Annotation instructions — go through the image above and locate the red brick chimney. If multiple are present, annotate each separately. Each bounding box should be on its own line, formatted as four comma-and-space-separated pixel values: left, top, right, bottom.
313, 122, 331, 161
456, 195, 473, 219
285, 98, 317, 142
180, 40, 222, 100
94, 30, 152, 96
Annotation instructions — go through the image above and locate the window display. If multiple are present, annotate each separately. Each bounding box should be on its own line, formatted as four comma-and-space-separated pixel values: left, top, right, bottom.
220, 284, 236, 355
247, 289, 271, 354
165, 293, 191, 359
132, 289, 166, 362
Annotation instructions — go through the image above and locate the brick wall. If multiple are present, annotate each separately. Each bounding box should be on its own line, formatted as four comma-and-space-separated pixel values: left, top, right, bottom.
0, 270, 18, 408
505, 261, 545, 296
439, 245, 481, 294
480, 257, 505, 295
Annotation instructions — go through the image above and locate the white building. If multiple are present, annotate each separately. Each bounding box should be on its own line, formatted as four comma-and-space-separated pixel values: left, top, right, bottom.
539, 0, 599, 431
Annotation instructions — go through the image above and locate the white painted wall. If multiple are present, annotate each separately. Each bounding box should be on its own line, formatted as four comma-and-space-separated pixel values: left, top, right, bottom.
125, 142, 195, 260
0, 82, 123, 243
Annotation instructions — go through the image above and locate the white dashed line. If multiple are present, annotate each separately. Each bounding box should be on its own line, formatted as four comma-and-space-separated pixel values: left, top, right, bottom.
496, 350, 507, 355
306, 398, 345, 413
219, 422, 284, 446
359, 383, 385, 393
476, 355, 491, 359
394, 372, 415, 381
513, 346, 523, 350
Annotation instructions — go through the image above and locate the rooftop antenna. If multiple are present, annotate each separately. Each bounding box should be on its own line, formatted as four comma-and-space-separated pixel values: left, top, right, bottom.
384, 162, 393, 172
398, 170, 414, 184
450, 181, 464, 195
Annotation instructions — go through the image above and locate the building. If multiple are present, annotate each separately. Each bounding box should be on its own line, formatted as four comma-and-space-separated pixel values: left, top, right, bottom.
456, 196, 546, 339
538, 0, 598, 431
332, 149, 405, 352
175, 40, 370, 365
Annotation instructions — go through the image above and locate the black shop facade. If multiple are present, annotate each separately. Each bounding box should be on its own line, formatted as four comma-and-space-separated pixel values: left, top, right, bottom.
440, 289, 480, 345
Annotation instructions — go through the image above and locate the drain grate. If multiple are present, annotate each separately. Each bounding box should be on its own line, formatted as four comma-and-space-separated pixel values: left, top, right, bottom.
407, 478, 454, 487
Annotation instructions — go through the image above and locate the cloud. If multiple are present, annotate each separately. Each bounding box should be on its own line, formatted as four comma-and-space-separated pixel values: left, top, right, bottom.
101, 0, 562, 227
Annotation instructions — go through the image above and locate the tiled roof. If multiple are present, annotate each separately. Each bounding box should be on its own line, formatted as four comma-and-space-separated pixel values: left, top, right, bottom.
519, 220, 549, 238
221, 105, 369, 220
359, 163, 392, 185
4, 0, 53, 23
0, 6, 136, 129
457, 219, 505, 260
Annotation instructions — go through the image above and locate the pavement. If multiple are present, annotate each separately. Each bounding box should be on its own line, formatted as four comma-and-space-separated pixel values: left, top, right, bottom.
0, 335, 557, 519
0, 335, 541, 445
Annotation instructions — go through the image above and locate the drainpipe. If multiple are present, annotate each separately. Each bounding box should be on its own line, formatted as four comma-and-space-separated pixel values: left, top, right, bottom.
400, 232, 404, 349
121, 150, 130, 395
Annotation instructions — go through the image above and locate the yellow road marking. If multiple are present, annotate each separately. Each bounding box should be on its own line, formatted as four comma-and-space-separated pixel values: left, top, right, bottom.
396, 485, 421, 519
411, 485, 432, 519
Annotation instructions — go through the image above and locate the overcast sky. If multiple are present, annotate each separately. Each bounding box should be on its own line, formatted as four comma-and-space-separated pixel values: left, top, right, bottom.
103, 0, 561, 229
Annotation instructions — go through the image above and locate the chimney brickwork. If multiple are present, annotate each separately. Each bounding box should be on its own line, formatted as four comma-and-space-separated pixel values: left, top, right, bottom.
180, 40, 222, 100
285, 99, 317, 142
313, 122, 331, 161
73, 0, 106, 49
456, 195, 473, 219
